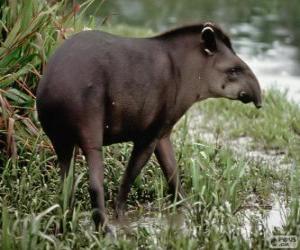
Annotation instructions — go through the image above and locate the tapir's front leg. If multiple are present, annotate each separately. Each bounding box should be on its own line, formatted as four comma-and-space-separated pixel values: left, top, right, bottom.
115, 139, 157, 218
154, 135, 185, 199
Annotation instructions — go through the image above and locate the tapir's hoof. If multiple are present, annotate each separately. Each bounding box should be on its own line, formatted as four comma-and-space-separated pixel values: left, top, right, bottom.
115, 201, 126, 220
104, 225, 116, 238
115, 208, 125, 221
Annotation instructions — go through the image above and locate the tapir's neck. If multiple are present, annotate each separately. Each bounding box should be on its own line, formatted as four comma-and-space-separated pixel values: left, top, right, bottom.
157, 35, 210, 122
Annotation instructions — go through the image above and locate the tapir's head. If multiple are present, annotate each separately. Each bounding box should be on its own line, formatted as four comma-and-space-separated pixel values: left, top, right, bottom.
197, 23, 262, 108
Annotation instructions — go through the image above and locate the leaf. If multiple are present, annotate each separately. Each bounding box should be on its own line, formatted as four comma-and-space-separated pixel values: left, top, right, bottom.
1, 205, 13, 250
0, 93, 13, 126
20, 0, 33, 32
4, 88, 32, 105
0, 47, 22, 71
0, 64, 33, 88
19, 117, 39, 136
7, 0, 18, 27
1, 16, 22, 52
7, 117, 17, 160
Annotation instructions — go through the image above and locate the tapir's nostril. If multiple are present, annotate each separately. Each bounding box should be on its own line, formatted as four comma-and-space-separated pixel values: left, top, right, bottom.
239, 91, 247, 98
238, 91, 252, 104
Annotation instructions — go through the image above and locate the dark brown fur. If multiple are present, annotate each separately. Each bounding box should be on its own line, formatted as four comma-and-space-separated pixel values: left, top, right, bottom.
36, 22, 262, 233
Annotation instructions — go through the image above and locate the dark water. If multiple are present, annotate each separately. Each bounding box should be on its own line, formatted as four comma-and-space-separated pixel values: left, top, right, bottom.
84, 0, 300, 101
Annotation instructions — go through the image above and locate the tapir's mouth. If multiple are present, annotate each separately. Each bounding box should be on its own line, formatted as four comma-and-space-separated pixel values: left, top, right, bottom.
254, 101, 262, 109
238, 91, 262, 109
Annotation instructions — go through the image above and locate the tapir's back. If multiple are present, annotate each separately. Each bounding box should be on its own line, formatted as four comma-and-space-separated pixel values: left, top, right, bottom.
36, 30, 171, 146
37, 30, 124, 106
37, 30, 166, 107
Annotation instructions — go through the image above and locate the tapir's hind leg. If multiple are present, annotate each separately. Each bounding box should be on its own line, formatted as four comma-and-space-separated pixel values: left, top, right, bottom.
48, 132, 75, 233
83, 147, 108, 231
77, 115, 111, 233
52, 137, 75, 180
43, 124, 75, 180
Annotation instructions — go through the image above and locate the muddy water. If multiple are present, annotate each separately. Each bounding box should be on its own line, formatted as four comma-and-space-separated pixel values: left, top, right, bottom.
110, 210, 187, 239
242, 196, 288, 240
187, 113, 290, 238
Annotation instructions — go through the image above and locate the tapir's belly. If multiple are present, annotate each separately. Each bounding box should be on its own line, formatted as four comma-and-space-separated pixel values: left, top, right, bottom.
102, 130, 134, 146
101, 119, 157, 146
101, 100, 165, 145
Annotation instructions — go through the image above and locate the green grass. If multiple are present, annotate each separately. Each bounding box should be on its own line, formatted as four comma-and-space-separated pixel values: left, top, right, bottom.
198, 90, 300, 155
1, 90, 300, 249
1, 1, 300, 249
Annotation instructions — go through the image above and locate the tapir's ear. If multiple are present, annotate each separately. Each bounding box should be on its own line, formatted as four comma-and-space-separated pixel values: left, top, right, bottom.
201, 26, 217, 56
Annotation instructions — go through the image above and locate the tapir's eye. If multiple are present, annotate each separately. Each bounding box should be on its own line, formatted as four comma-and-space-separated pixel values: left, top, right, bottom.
227, 66, 243, 77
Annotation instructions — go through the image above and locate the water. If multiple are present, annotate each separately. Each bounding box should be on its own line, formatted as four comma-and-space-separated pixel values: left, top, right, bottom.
84, 0, 300, 102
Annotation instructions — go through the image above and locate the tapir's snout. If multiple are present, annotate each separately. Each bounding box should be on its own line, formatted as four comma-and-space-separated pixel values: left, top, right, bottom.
239, 90, 262, 109
254, 98, 262, 109
238, 77, 262, 109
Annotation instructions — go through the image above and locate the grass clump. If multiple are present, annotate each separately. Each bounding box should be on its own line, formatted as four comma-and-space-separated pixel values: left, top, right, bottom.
198, 89, 300, 157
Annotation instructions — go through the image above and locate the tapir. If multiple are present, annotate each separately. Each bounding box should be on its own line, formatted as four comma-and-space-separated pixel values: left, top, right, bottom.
36, 22, 262, 233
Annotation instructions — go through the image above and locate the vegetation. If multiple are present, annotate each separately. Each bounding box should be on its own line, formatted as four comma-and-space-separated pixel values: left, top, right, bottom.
0, 1, 299, 249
